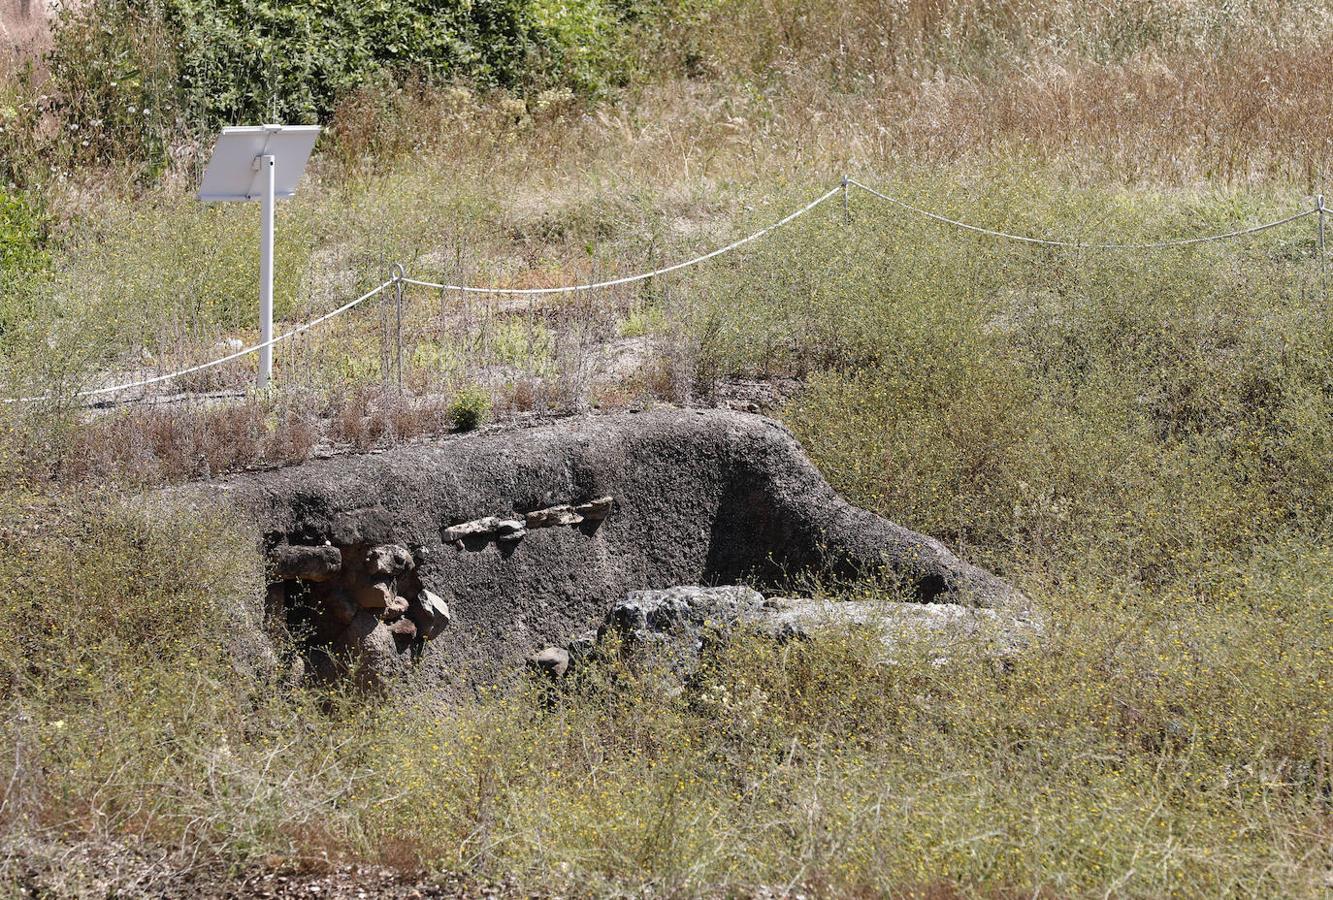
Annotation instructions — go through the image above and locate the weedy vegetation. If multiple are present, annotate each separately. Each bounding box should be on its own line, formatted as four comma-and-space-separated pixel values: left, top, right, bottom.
0, 0, 1330, 896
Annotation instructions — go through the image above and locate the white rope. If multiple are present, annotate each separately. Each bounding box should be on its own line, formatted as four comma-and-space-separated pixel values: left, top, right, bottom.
4, 174, 1326, 407
847, 178, 1319, 249
3, 280, 392, 405
403, 185, 843, 295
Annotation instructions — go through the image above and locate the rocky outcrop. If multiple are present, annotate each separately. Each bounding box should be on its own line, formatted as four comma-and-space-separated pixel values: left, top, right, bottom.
190, 408, 1031, 691
540, 585, 1033, 686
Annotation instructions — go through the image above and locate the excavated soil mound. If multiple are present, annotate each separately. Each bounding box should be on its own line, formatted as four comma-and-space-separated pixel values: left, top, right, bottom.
198, 408, 1030, 690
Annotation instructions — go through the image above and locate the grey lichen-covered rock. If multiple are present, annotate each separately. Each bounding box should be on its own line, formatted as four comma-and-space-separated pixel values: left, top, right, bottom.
442, 517, 501, 542
608, 586, 769, 643
191, 408, 1031, 692
574, 497, 614, 520
596, 588, 1038, 681
366, 544, 414, 577
271, 544, 342, 582
410, 589, 452, 641
525, 505, 584, 528
602, 585, 770, 678
762, 598, 1034, 658
495, 520, 527, 542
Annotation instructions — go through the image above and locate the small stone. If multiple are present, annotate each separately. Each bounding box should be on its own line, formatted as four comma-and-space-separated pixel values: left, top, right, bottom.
320, 591, 359, 626
382, 594, 410, 622
271, 545, 342, 582
496, 519, 525, 535
353, 580, 394, 610
525, 505, 584, 528
366, 544, 414, 577
528, 646, 570, 679
387, 617, 418, 646
442, 517, 501, 542
333, 612, 406, 690
408, 589, 452, 641
574, 496, 614, 520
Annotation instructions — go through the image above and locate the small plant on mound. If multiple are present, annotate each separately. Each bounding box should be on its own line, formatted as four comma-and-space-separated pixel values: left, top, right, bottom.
447, 385, 492, 432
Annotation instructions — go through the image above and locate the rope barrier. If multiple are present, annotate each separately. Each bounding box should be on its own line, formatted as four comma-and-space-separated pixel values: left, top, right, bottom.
402, 185, 843, 295
847, 178, 1319, 249
3, 174, 1326, 406
3, 280, 392, 404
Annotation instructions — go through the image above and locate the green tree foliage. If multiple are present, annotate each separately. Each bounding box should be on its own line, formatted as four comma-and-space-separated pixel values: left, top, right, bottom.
47, 0, 634, 163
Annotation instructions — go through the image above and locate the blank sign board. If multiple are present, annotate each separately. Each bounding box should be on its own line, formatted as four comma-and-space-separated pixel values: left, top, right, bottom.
198, 125, 321, 202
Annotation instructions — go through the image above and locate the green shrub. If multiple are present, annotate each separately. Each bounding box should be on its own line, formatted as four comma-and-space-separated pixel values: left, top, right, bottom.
47, 0, 636, 159
0, 189, 50, 343
0, 189, 48, 279
447, 384, 492, 431
45, 0, 182, 171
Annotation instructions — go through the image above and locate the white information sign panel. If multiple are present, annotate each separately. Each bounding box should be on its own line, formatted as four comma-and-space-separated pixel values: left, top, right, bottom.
198, 125, 320, 202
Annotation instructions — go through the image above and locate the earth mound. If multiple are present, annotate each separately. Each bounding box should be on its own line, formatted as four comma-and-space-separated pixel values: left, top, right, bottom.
194, 408, 1031, 690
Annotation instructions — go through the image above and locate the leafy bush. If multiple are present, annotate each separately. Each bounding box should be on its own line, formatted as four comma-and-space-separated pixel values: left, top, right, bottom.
447, 384, 492, 431
0, 188, 47, 280
46, 0, 636, 165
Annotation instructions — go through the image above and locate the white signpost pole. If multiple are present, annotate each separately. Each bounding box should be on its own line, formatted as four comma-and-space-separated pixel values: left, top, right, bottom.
257, 153, 277, 390
197, 124, 321, 392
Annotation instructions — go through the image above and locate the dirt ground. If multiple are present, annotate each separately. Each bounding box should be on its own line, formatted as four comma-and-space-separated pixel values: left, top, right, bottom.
10, 839, 534, 899
1, 1, 45, 55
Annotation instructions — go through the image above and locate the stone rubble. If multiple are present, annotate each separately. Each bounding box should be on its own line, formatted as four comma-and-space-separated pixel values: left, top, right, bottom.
267, 541, 451, 689
440, 497, 614, 546
530, 584, 1040, 685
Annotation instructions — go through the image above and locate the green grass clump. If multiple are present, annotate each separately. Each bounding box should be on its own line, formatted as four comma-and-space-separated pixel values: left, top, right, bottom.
448, 385, 492, 431
0, 189, 48, 280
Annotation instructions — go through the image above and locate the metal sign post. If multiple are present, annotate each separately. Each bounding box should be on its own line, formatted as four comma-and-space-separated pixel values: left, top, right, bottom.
198, 125, 320, 390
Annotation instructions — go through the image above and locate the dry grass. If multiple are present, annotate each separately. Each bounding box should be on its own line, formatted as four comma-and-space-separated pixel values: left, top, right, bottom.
1, 2, 1332, 896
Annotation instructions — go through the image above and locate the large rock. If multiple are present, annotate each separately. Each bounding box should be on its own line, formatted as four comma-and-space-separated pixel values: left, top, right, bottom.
334, 611, 408, 690
188, 409, 1032, 691
409, 589, 452, 641
366, 544, 414, 577
271, 544, 342, 582
596, 587, 1037, 682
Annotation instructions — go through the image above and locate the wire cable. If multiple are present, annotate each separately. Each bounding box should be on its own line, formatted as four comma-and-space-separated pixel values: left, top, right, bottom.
847, 178, 1318, 249
4, 280, 393, 404
403, 185, 843, 295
